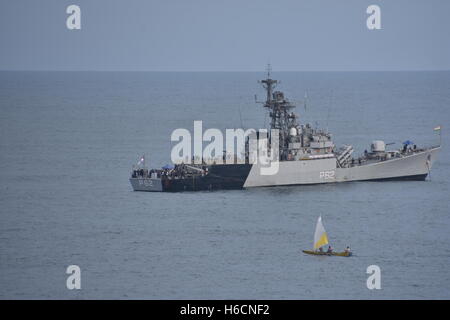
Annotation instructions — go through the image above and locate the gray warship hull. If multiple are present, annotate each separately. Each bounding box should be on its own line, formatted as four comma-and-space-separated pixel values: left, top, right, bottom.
130, 147, 440, 192
244, 146, 440, 187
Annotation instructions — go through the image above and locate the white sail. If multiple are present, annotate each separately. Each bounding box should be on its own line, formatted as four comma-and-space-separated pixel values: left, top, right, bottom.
313, 216, 329, 250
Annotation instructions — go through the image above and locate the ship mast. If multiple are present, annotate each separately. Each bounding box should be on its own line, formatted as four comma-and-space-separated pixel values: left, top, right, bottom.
261, 64, 277, 103
259, 65, 297, 159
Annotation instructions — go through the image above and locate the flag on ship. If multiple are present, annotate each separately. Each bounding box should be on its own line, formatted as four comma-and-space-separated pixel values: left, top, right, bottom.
137, 155, 145, 166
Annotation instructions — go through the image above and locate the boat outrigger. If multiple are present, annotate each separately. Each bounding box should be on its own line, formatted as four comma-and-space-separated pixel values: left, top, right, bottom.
302, 216, 352, 257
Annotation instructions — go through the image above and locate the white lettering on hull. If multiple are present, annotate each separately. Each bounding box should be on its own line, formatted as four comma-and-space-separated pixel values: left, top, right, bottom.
319, 170, 335, 179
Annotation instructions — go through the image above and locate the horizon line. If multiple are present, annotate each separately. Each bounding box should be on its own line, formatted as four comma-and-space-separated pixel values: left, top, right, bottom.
1, 69, 450, 73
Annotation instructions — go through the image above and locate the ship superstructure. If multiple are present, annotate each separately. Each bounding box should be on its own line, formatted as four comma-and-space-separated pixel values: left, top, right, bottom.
258, 69, 335, 162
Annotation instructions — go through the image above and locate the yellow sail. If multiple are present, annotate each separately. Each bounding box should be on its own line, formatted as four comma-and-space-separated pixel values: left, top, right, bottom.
313, 216, 329, 250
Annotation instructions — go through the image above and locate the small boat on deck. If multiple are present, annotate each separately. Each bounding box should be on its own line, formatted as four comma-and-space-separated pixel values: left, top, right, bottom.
302, 216, 352, 257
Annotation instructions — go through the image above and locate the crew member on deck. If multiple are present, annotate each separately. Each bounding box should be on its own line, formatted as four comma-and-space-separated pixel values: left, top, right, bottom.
327, 246, 333, 254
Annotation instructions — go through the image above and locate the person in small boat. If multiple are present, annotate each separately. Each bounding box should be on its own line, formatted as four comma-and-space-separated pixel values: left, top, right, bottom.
318, 247, 323, 253
344, 246, 351, 253
327, 246, 333, 254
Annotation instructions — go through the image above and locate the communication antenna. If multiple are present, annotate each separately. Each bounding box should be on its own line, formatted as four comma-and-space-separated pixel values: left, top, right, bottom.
266, 63, 272, 78
304, 90, 308, 112
326, 90, 333, 132
238, 104, 244, 128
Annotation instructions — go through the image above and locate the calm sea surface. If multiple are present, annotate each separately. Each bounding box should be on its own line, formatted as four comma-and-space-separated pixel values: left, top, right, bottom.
0, 71, 449, 299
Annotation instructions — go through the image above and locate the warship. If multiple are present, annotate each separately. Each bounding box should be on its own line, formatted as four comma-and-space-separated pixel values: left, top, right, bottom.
130, 70, 441, 192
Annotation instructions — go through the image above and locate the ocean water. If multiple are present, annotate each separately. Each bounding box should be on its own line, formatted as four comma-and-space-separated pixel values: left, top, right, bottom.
0, 71, 449, 299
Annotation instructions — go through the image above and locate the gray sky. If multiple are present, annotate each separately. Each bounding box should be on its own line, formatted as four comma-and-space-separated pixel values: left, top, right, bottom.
1, 0, 449, 71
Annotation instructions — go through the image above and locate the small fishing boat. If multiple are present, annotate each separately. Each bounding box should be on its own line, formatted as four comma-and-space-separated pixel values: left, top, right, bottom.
302, 216, 352, 257
302, 250, 352, 257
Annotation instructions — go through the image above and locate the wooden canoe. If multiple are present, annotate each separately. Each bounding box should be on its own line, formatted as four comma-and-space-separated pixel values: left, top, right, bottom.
302, 250, 352, 257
